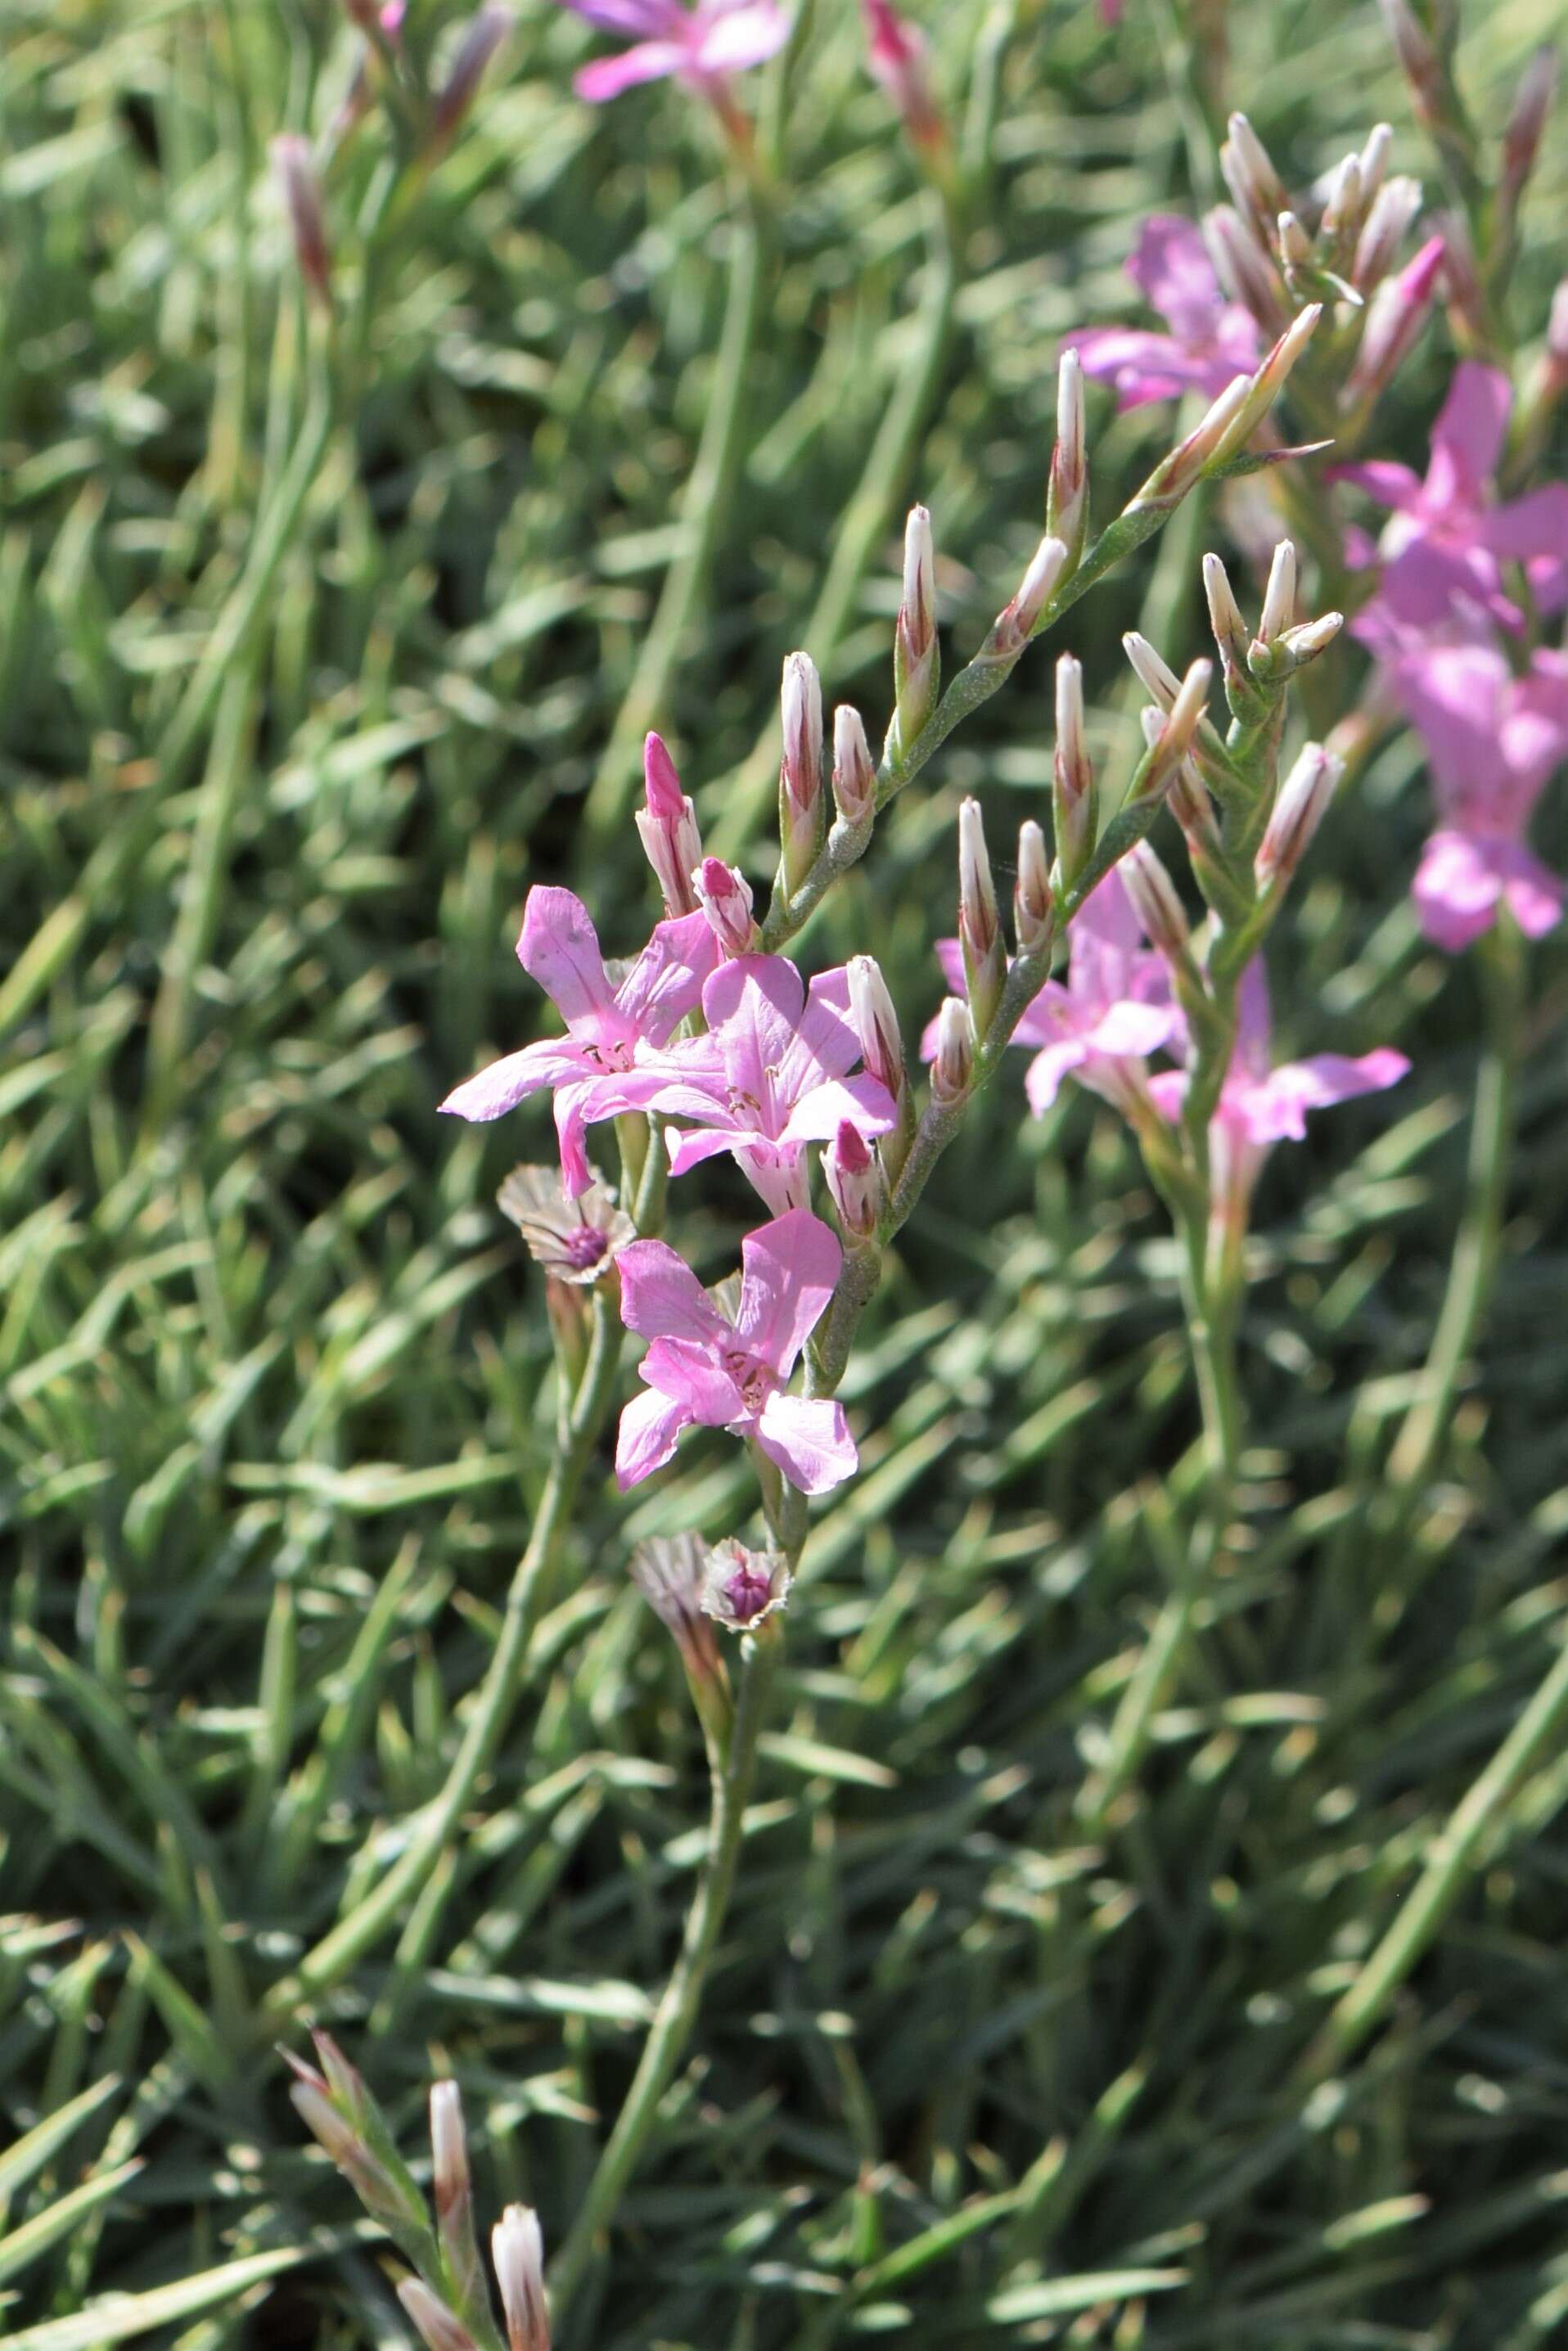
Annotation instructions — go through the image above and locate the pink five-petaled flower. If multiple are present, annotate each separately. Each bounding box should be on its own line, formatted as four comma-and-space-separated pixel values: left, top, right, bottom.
662, 956, 898, 1215
615, 1209, 857, 1494
925, 871, 1183, 1118
560, 0, 788, 104
1390, 642, 1568, 953
1344, 362, 1568, 637
1066, 215, 1259, 412
439, 886, 719, 1196
1149, 962, 1408, 1227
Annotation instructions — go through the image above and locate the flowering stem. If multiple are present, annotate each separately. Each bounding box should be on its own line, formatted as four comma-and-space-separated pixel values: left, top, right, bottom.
1381, 918, 1525, 1508
547, 1627, 782, 2318
583, 187, 770, 843
258, 1291, 626, 2022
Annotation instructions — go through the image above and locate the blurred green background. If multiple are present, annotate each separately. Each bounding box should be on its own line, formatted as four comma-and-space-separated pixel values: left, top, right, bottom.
4, 0, 1568, 2344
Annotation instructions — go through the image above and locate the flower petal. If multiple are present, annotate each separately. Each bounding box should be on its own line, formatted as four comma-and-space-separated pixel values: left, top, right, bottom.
732, 1208, 840, 1374
640, 1335, 743, 1424
441, 1042, 579, 1123
613, 911, 719, 1043
777, 1073, 896, 1148
1426, 362, 1512, 508
694, 0, 789, 71
1126, 214, 1224, 347
615, 1385, 690, 1489
755, 1392, 858, 1495
574, 38, 686, 98
1024, 1038, 1088, 1115
517, 888, 615, 1027
616, 1237, 726, 1344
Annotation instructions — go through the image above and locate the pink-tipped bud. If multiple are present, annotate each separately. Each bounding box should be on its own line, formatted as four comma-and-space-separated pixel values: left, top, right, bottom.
831, 705, 876, 829
891, 505, 939, 755
1221, 111, 1288, 242
637, 732, 703, 917
1257, 538, 1297, 646
1351, 174, 1423, 290
1048, 349, 1088, 557
695, 857, 756, 957
779, 651, 825, 893
1121, 839, 1191, 962
398, 2281, 480, 2351
493, 2205, 551, 2351
272, 136, 332, 309
863, 0, 948, 163
1053, 652, 1095, 888
1202, 552, 1250, 675
957, 798, 1004, 1033
994, 532, 1070, 658
1255, 742, 1342, 887
848, 954, 905, 1104
629, 1537, 726, 1686
1345, 233, 1444, 410
1204, 205, 1288, 333
1014, 819, 1053, 954
824, 1119, 882, 1239
1503, 46, 1556, 199
430, 2081, 483, 2314
430, 6, 511, 155
701, 1539, 791, 1632
930, 998, 974, 1105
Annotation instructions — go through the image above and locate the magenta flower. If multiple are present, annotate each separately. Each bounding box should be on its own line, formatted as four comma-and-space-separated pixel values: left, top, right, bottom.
924, 871, 1183, 1117
1343, 362, 1568, 637
1390, 642, 1568, 952
561, 0, 788, 103
615, 1209, 858, 1493
1066, 215, 1259, 412
439, 887, 719, 1196
662, 956, 898, 1215
1149, 963, 1408, 1222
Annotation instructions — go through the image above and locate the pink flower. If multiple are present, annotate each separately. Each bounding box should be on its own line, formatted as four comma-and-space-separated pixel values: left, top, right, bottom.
863, 0, 946, 156
925, 871, 1182, 1116
615, 1209, 858, 1493
1344, 362, 1568, 637
439, 886, 719, 1196
661, 956, 898, 1215
1150, 962, 1408, 1220
561, 0, 788, 103
1066, 215, 1259, 412
1390, 642, 1568, 952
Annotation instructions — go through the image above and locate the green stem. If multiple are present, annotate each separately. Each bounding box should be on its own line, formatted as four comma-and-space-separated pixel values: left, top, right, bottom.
1300, 1622, 1568, 2083
258, 1295, 624, 2024
1381, 921, 1525, 1505
547, 1631, 782, 2318
583, 188, 769, 843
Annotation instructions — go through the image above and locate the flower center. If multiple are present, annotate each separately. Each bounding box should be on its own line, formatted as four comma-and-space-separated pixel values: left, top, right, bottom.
723, 1564, 773, 1623
562, 1226, 609, 1271
583, 1038, 634, 1074
722, 1349, 772, 1413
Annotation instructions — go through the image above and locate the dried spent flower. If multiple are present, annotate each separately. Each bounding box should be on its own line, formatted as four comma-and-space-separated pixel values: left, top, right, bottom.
701, 1538, 792, 1631
493, 2205, 551, 2351
629, 1537, 726, 1683
498, 1164, 633, 1283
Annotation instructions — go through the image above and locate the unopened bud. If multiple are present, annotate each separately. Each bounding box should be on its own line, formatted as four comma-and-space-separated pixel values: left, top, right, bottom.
399, 2281, 479, 2351
1277, 610, 1344, 664
493, 2205, 551, 2351
1205, 205, 1288, 332
848, 954, 906, 1109
1277, 211, 1312, 271
1220, 112, 1288, 248
272, 136, 332, 309
1131, 374, 1251, 509
637, 732, 703, 917
289, 2082, 404, 2223
1135, 660, 1213, 798
1379, 0, 1442, 109
930, 998, 974, 1105
1053, 652, 1095, 888
863, 0, 950, 166
310, 2033, 370, 2128
1123, 631, 1183, 710
430, 2081, 483, 2317
1048, 349, 1088, 558
1352, 174, 1423, 290
1014, 819, 1053, 953
1436, 211, 1488, 349
1548, 277, 1568, 385
1503, 46, 1556, 200
1358, 122, 1393, 205
779, 651, 825, 892
1121, 839, 1191, 962
1163, 745, 1223, 855
831, 705, 876, 829
701, 1539, 791, 1633
957, 798, 1004, 1033
1202, 552, 1250, 674
1345, 234, 1444, 410
630, 1537, 727, 1687
694, 857, 756, 957
823, 1119, 882, 1238
1319, 154, 1364, 249
1258, 539, 1297, 645
1256, 742, 1342, 887
430, 6, 511, 156
891, 506, 939, 752
1216, 304, 1322, 457
994, 533, 1070, 656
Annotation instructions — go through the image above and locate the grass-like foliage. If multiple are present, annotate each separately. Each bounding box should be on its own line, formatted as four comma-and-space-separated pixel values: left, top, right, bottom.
3, 1, 1568, 2345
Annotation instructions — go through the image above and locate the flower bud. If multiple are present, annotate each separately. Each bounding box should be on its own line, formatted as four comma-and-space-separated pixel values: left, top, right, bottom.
1014, 819, 1053, 954
891, 505, 939, 754
930, 998, 974, 1105
430, 2081, 484, 2318
1052, 652, 1095, 889
1257, 539, 1297, 646
430, 6, 511, 157
1379, 0, 1443, 111
694, 857, 756, 957
1345, 234, 1444, 410
779, 651, 825, 893
630, 1537, 727, 1687
636, 732, 703, 917
1202, 552, 1250, 678
1135, 660, 1213, 799
1503, 44, 1557, 202
289, 2079, 407, 2226
1351, 174, 1423, 290
1122, 630, 1183, 710
1121, 839, 1191, 963
1255, 742, 1342, 888
824, 1119, 882, 1239
1130, 374, 1252, 510
848, 954, 905, 1105
1216, 305, 1322, 457
1357, 121, 1393, 205
863, 0, 949, 166
398, 2281, 480, 2351
493, 2205, 551, 2351
993, 533, 1070, 657
831, 705, 876, 829
1204, 205, 1288, 333
272, 136, 332, 309
701, 1539, 791, 1632
1277, 211, 1313, 272
1047, 349, 1088, 560
1276, 611, 1344, 665
1221, 112, 1288, 245
957, 798, 1004, 1034
1318, 154, 1364, 250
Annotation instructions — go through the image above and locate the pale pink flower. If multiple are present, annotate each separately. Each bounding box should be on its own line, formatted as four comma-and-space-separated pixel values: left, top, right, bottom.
924, 871, 1182, 1116
662, 956, 898, 1215
561, 0, 788, 103
1343, 361, 1568, 637
615, 1209, 857, 1493
439, 886, 719, 1195
1390, 642, 1568, 952
1149, 962, 1408, 1220
1066, 215, 1259, 412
